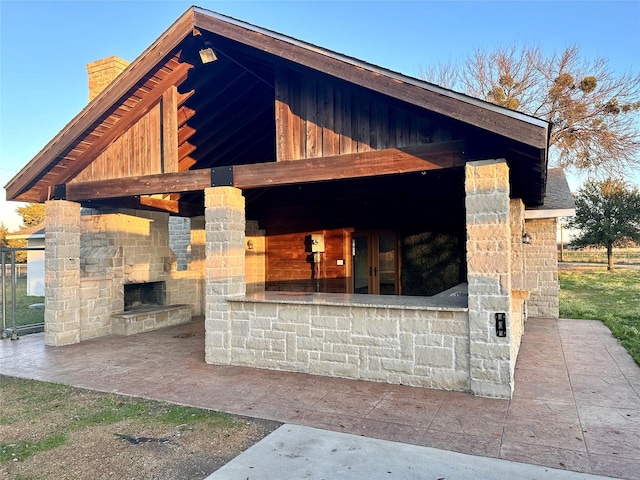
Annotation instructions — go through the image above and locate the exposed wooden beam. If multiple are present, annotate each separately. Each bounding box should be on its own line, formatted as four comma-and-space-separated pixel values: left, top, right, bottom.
60, 141, 463, 201
177, 88, 196, 106
177, 105, 197, 127
64, 168, 212, 201
233, 140, 465, 189
178, 124, 197, 145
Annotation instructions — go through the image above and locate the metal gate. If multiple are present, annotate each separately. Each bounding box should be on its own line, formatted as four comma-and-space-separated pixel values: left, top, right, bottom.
1, 247, 45, 340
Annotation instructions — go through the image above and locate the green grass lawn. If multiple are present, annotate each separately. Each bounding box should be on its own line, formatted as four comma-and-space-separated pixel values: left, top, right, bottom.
1, 276, 44, 331
559, 267, 640, 364
0, 377, 238, 464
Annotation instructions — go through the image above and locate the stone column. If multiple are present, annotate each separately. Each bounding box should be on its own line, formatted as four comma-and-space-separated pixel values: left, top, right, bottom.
465, 160, 514, 398
44, 200, 81, 346
204, 187, 245, 364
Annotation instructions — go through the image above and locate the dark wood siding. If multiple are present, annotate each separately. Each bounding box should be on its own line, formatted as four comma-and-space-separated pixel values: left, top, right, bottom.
275, 67, 455, 162
265, 226, 349, 293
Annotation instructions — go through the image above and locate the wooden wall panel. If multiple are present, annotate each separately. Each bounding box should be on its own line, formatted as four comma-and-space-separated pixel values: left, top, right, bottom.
275, 67, 454, 162
303, 75, 321, 159
73, 104, 162, 183
265, 228, 348, 293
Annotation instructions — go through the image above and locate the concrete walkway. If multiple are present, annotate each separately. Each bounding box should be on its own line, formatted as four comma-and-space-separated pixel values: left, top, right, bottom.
206, 424, 612, 479
1, 317, 639, 479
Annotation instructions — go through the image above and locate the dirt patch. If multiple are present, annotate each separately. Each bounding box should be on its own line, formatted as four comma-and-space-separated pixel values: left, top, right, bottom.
0, 376, 280, 479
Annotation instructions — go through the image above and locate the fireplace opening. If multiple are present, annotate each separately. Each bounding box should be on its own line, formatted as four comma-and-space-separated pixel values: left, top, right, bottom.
124, 281, 166, 311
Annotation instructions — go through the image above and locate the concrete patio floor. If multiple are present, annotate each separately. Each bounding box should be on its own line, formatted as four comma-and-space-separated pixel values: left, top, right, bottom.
1, 317, 638, 479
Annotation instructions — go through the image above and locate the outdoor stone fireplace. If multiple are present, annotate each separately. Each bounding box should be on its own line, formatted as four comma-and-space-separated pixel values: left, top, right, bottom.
124, 281, 166, 311
113, 280, 190, 335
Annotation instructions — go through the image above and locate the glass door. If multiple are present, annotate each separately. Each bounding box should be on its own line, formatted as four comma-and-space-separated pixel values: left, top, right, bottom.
352, 235, 370, 294
352, 232, 398, 295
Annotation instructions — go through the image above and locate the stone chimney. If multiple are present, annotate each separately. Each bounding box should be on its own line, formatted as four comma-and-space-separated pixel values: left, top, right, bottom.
86, 56, 130, 101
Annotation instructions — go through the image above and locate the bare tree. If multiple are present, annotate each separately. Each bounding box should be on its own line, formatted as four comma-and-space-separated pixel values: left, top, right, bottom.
420, 45, 640, 177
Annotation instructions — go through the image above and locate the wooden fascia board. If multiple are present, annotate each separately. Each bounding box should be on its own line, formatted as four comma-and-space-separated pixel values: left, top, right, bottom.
193, 10, 548, 150
4, 8, 196, 201
233, 141, 466, 189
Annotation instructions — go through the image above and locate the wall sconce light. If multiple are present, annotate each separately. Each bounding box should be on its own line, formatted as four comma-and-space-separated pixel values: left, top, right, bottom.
246, 240, 254, 251
199, 46, 218, 64
522, 231, 532, 245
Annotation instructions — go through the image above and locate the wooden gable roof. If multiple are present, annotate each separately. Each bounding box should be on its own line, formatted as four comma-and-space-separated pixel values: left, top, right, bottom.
5, 6, 550, 207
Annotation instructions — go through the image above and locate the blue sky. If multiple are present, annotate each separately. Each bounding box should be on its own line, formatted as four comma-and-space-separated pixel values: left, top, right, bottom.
1, 0, 639, 230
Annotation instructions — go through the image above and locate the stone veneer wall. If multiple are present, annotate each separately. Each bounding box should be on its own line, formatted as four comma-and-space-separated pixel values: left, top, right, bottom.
465, 160, 516, 398
228, 301, 470, 390
524, 218, 559, 318
169, 216, 192, 271
75, 208, 203, 341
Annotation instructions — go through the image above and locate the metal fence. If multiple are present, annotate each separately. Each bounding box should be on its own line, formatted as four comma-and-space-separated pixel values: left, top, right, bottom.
1, 247, 45, 339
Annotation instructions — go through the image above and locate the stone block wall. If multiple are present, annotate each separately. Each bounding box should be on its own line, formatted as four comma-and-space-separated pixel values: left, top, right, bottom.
227, 300, 470, 391
465, 160, 515, 398
524, 218, 559, 317
169, 216, 191, 271
79, 277, 114, 340
52, 207, 205, 341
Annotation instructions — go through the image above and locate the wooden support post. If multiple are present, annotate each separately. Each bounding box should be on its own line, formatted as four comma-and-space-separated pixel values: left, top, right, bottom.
162, 86, 179, 173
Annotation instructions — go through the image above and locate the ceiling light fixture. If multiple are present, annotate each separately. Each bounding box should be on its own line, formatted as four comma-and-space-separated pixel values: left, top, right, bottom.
198, 47, 218, 64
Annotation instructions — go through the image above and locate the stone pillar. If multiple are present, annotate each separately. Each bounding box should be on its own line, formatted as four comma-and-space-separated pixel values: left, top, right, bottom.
44, 200, 81, 346
465, 160, 513, 398
204, 187, 245, 364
